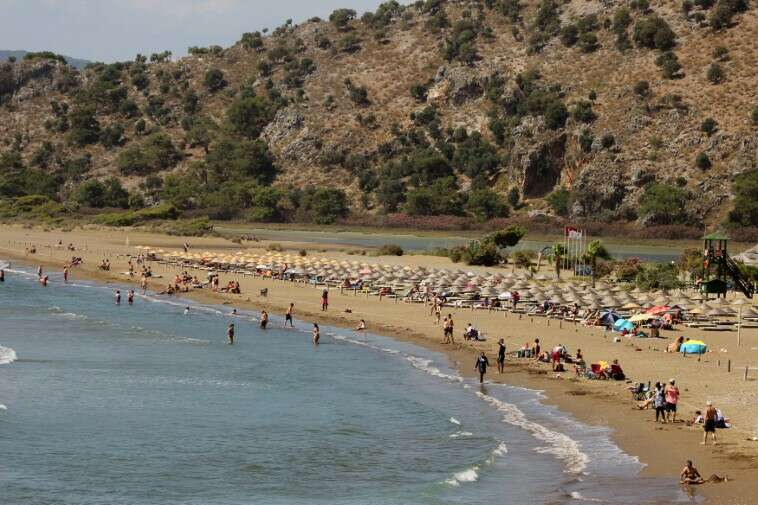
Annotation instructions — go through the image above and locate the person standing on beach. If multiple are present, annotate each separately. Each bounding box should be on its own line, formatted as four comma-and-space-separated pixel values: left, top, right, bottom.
447, 315, 455, 344
312, 323, 320, 345
665, 379, 680, 423
260, 310, 269, 330
285, 303, 295, 327
475, 352, 489, 384
442, 316, 450, 343
63, 266, 68, 283
140, 275, 148, 293
654, 382, 666, 423
497, 339, 506, 373
703, 401, 718, 445
434, 302, 441, 325
321, 289, 329, 311
127, 290, 134, 305
115, 290, 121, 305
227, 323, 235, 344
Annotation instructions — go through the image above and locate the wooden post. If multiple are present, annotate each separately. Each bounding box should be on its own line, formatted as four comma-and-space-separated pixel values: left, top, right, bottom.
728, 359, 731, 372
744, 366, 749, 381
559, 320, 562, 329
737, 306, 742, 347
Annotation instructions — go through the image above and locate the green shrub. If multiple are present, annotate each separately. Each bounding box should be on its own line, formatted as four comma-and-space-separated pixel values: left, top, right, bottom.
203, 68, 227, 92
700, 117, 717, 135
544, 100, 568, 130
634, 81, 650, 97
727, 169, 758, 226
633, 15, 677, 50
639, 182, 689, 224
329, 8, 357, 30
377, 244, 404, 256
559, 24, 578, 46
465, 188, 509, 220
707, 63, 725, 84
578, 32, 599, 52
612, 7, 632, 33
67, 106, 101, 146
635, 263, 683, 290
546, 187, 571, 216
752, 106, 758, 125
712, 45, 729, 61
226, 95, 276, 139
695, 151, 712, 169
117, 133, 181, 175
572, 101, 596, 123
165, 217, 214, 236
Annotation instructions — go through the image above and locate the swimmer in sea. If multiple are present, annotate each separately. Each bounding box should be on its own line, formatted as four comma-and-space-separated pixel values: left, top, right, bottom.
260, 310, 268, 329
127, 289, 134, 305
115, 289, 121, 304
184, 306, 190, 315
312, 323, 320, 345
37, 265, 43, 278
40, 275, 48, 287
285, 303, 294, 327
0, 269, 4, 282
230, 309, 238, 316
227, 323, 235, 345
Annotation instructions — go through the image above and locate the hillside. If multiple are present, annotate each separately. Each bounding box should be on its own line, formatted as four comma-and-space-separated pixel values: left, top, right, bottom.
0, 0, 756, 235
0, 50, 91, 70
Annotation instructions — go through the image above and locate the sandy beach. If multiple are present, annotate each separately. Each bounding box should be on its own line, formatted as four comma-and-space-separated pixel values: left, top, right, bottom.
2, 224, 757, 504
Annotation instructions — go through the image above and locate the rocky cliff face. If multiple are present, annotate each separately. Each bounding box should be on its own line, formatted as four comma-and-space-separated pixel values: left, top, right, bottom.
0, 0, 756, 227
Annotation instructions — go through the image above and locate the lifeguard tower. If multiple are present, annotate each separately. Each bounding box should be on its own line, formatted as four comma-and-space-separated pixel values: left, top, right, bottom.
700, 233, 753, 298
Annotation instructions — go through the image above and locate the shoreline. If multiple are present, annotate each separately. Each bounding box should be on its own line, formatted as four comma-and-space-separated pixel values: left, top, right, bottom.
1, 225, 757, 504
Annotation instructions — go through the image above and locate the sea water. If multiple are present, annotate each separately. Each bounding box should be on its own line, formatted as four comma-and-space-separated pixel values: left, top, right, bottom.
0, 262, 692, 505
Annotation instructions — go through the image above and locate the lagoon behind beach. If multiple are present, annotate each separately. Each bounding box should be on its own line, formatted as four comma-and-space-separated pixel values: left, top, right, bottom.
0, 263, 690, 505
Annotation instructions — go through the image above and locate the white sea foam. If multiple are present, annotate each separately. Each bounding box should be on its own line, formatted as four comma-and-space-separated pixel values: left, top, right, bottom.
492, 441, 508, 457
476, 391, 589, 473
406, 356, 463, 382
331, 334, 401, 356
449, 417, 461, 425
570, 491, 602, 502
0, 404, 7, 411
449, 431, 473, 439
444, 466, 479, 486
0, 346, 17, 365
53, 312, 88, 320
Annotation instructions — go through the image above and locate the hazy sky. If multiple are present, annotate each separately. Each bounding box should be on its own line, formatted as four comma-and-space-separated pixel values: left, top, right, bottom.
0, 0, 405, 62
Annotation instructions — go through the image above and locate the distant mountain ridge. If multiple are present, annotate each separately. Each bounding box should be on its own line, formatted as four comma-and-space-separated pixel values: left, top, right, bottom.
0, 50, 91, 69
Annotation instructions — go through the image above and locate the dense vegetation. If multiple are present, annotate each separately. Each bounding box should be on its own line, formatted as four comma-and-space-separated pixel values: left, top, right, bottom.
0, 0, 755, 237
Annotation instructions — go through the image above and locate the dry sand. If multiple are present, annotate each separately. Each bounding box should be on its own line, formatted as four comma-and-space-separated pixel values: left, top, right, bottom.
2, 224, 757, 504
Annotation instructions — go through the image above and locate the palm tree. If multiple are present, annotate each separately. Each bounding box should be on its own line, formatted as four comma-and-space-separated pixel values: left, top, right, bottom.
552, 244, 567, 279
584, 240, 611, 288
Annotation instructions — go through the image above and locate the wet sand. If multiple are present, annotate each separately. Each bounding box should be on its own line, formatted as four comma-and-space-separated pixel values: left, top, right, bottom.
1, 224, 757, 504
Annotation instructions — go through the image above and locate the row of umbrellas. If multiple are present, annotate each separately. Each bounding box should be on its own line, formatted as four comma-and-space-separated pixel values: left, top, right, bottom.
137, 247, 757, 316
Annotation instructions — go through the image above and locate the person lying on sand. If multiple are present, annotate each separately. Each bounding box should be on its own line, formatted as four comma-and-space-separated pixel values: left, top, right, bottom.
680, 460, 705, 485
355, 319, 366, 331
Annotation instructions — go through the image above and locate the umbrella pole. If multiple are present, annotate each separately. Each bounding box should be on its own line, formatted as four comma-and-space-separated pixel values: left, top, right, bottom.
737, 305, 742, 347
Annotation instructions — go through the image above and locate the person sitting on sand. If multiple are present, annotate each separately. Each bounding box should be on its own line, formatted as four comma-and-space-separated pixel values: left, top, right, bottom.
464, 323, 479, 341
607, 359, 625, 380
680, 460, 705, 485
355, 319, 366, 331
668, 336, 684, 353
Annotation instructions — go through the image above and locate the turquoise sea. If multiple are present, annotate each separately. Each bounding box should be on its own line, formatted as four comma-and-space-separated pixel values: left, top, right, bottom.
0, 261, 692, 505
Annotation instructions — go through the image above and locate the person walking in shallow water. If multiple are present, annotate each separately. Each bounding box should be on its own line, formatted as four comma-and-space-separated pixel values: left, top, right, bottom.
227, 323, 235, 345
497, 339, 506, 373
285, 303, 294, 327
475, 352, 490, 384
